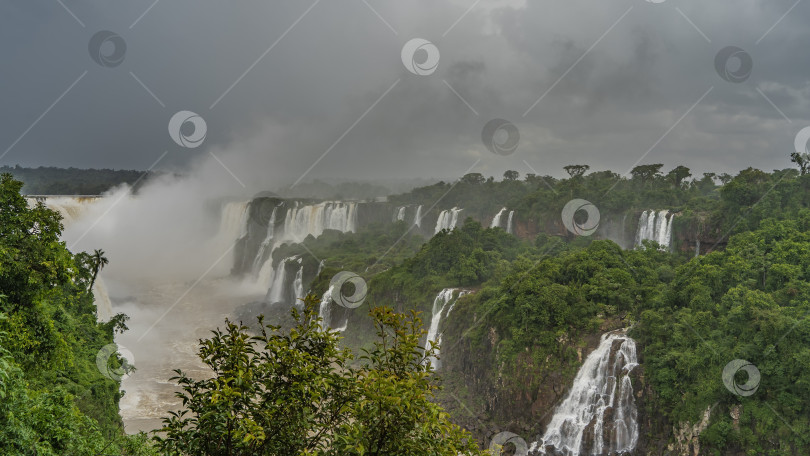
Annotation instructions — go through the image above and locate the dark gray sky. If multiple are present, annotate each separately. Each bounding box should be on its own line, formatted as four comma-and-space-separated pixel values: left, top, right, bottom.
2, 0, 808, 187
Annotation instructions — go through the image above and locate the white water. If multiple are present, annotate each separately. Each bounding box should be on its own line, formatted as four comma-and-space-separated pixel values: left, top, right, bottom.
267, 256, 298, 304
29, 196, 102, 225
292, 264, 304, 308
414, 205, 422, 227
533, 332, 639, 455
506, 210, 514, 234
250, 202, 358, 290
491, 207, 507, 228
394, 206, 407, 222
251, 207, 278, 274
218, 201, 250, 244
318, 284, 335, 329
92, 279, 114, 321
424, 288, 468, 370
634, 210, 674, 250
281, 201, 357, 243
434, 207, 463, 234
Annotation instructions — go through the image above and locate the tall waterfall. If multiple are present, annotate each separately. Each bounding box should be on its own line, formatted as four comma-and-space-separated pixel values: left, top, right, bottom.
414, 205, 422, 227
292, 264, 304, 308
92, 278, 114, 322
434, 208, 463, 234
532, 332, 639, 455
219, 201, 250, 243
424, 288, 468, 370
281, 201, 357, 243
251, 207, 278, 274
491, 208, 507, 228
506, 210, 515, 234
266, 256, 300, 304
245, 201, 358, 289
634, 210, 674, 250
318, 285, 335, 329
393, 206, 407, 222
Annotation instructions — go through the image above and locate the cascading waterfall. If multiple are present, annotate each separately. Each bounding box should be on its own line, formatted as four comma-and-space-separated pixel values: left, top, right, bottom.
532, 332, 639, 456
424, 288, 468, 370
393, 206, 407, 222
281, 201, 357, 243
248, 201, 358, 289
292, 264, 304, 308
318, 285, 335, 329
30, 196, 102, 224
92, 278, 114, 322
219, 201, 250, 243
414, 205, 422, 227
434, 208, 463, 234
506, 210, 515, 234
491, 207, 507, 228
634, 210, 674, 250
267, 256, 298, 304
251, 207, 277, 274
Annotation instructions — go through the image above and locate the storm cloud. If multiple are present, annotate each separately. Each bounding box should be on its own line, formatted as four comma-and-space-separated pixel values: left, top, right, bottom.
2, 0, 809, 188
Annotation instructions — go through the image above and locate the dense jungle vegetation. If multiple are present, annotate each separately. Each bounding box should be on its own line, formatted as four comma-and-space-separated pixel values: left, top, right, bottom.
2, 156, 810, 454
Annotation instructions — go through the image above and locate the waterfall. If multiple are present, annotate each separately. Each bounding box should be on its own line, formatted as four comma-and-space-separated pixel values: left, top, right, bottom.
394, 206, 407, 222
424, 288, 468, 370
92, 278, 113, 322
634, 210, 674, 251
281, 202, 357, 243
316, 259, 325, 276
491, 208, 507, 228
292, 263, 304, 308
318, 285, 335, 329
253, 201, 357, 288
251, 207, 278, 274
434, 208, 463, 234
414, 205, 422, 227
532, 332, 639, 456
266, 256, 298, 304
219, 201, 250, 243
32, 196, 102, 225
506, 210, 515, 234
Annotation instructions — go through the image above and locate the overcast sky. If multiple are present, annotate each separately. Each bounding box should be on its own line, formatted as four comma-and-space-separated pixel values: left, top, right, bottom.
1, 0, 808, 188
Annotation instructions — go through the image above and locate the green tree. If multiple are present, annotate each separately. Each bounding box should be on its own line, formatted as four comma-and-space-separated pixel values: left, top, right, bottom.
89, 248, 109, 291
503, 170, 519, 181
630, 164, 664, 185
790, 151, 810, 175
460, 173, 486, 185
155, 295, 483, 456
563, 165, 589, 179
666, 165, 691, 187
